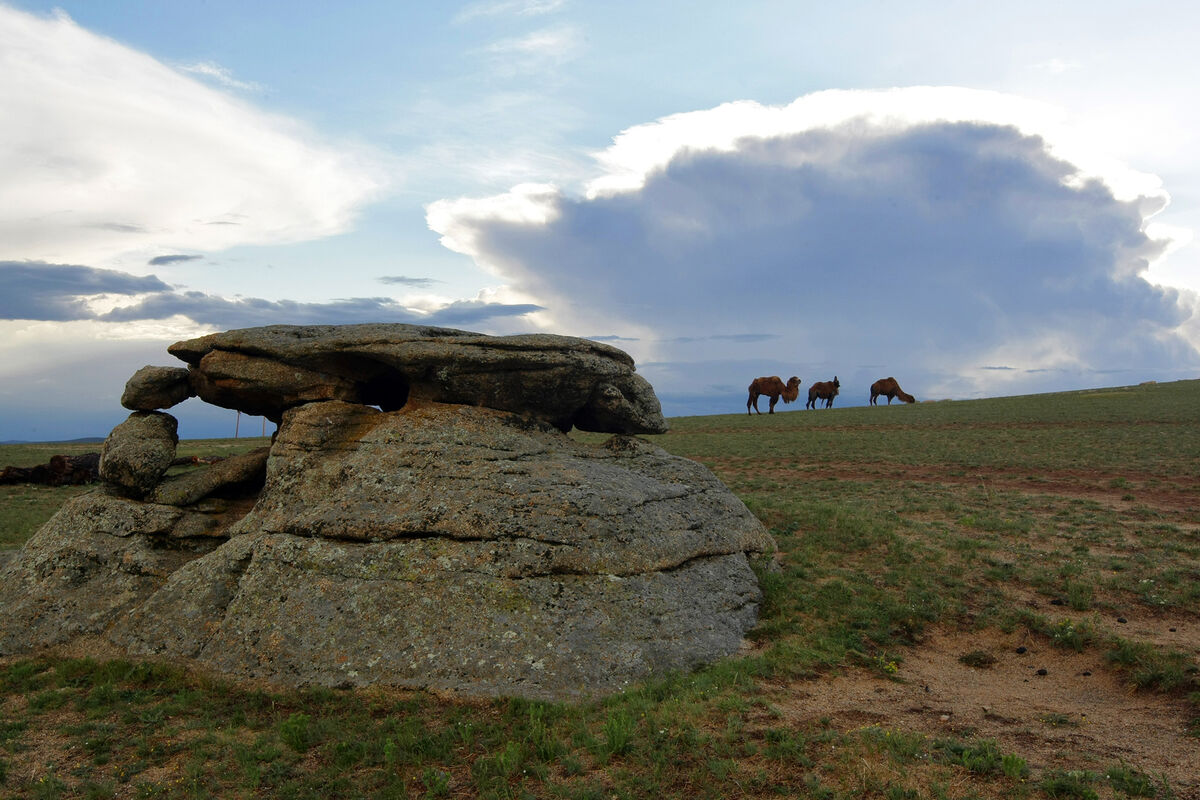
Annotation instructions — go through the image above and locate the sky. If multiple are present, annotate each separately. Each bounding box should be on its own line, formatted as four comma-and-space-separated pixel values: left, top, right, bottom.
2, 0, 1199, 441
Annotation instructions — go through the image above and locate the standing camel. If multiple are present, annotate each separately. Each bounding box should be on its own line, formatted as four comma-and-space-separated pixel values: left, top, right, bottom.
870, 377, 916, 405
747, 376, 801, 415
806, 376, 840, 409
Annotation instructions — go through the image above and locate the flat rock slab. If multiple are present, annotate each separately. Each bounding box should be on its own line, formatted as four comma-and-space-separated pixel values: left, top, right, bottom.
106, 401, 773, 699
167, 323, 667, 434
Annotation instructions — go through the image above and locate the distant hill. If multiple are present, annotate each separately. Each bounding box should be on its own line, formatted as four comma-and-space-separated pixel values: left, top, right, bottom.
0, 437, 105, 445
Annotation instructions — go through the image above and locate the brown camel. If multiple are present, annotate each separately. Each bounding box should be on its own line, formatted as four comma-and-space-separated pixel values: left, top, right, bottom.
806, 376, 840, 409
870, 377, 915, 405
747, 376, 801, 415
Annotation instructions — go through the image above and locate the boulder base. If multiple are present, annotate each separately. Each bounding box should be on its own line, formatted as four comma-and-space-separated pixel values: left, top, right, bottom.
107, 402, 771, 699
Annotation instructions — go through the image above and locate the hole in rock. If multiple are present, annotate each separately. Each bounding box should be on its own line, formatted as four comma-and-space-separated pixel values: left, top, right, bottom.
357, 366, 410, 412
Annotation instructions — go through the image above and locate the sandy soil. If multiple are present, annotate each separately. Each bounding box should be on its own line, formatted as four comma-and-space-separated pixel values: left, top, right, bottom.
724, 459, 1200, 797
762, 624, 1199, 797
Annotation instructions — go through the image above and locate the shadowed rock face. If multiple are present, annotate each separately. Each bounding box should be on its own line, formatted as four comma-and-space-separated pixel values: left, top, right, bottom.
167, 323, 668, 434
0, 324, 773, 700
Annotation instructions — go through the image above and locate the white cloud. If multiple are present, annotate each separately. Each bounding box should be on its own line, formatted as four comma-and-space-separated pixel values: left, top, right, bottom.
0, 5, 388, 270
428, 183, 561, 269
480, 25, 582, 75
454, 0, 566, 23
177, 60, 263, 92
584, 88, 1164, 203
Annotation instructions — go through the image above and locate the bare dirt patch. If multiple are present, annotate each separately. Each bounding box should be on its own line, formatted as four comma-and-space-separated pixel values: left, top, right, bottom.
708, 457, 1200, 514
765, 626, 1200, 797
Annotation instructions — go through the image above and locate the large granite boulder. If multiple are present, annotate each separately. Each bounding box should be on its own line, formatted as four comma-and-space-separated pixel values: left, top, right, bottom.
167, 323, 668, 434
108, 402, 771, 698
0, 324, 774, 700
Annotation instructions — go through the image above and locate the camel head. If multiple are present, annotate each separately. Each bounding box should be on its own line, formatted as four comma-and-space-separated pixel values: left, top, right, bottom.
780, 376, 801, 403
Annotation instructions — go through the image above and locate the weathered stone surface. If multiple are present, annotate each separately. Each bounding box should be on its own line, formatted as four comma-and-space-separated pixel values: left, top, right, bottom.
121, 365, 194, 410
113, 535, 759, 698
99, 411, 179, 497
0, 491, 222, 655
108, 401, 773, 698
238, 401, 772, 572
150, 447, 269, 507
1, 323, 774, 699
167, 323, 667, 434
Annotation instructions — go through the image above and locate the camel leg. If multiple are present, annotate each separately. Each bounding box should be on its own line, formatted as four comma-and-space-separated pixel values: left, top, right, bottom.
768, 395, 778, 414
748, 393, 759, 414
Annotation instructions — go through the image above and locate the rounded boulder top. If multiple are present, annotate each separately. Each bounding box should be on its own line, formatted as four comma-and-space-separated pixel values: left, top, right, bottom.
166, 323, 668, 434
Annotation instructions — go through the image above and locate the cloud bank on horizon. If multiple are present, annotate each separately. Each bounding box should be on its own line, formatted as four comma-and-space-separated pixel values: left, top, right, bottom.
429, 89, 1200, 410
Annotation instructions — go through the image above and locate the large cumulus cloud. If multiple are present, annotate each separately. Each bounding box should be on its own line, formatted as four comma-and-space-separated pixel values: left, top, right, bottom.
429, 95, 1200, 411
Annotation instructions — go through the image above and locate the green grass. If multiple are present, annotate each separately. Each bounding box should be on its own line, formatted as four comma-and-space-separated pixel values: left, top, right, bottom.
2, 382, 1199, 797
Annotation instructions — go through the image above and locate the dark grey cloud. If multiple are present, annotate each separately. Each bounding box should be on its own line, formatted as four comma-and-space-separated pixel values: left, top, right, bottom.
98, 291, 541, 329
420, 299, 543, 326
378, 275, 441, 287
148, 254, 202, 266
0, 261, 170, 320
0, 260, 539, 330
439, 120, 1200, 410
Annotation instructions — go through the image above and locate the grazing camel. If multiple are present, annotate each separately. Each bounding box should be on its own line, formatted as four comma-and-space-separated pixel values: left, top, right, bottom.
806, 376, 840, 409
747, 376, 801, 415
870, 377, 916, 405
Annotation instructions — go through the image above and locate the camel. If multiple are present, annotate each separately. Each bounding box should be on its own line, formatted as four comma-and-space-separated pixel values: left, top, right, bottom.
806, 376, 840, 409
870, 377, 915, 405
747, 376, 801, 415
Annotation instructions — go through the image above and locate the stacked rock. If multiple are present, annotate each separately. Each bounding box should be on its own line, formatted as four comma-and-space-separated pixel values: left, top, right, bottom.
0, 324, 774, 700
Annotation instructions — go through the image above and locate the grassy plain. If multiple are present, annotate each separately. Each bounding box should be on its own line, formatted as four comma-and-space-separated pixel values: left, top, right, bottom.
0, 382, 1198, 798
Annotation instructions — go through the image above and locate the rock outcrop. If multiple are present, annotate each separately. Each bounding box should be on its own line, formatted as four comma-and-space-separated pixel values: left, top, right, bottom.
168, 323, 668, 434
0, 323, 774, 700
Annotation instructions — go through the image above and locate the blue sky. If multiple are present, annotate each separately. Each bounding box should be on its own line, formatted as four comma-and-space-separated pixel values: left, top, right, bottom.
2, 0, 1199, 440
